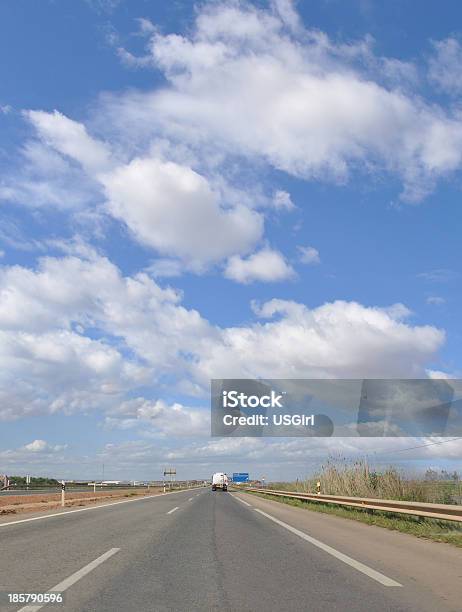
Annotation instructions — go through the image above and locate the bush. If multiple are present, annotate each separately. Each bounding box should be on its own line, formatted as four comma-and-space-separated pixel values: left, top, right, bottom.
279, 458, 459, 504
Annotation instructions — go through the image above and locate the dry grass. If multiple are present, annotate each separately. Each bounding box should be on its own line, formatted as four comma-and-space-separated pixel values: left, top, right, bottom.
272, 459, 461, 504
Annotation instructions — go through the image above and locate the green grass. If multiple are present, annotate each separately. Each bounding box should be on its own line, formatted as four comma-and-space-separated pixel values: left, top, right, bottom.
247, 491, 462, 548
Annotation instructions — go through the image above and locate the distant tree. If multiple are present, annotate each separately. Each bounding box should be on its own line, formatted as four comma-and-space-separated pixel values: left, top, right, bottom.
9, 476, 59, 486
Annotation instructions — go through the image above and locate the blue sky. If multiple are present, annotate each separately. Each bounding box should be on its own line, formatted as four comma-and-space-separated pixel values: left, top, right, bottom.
0, 0, 461, 481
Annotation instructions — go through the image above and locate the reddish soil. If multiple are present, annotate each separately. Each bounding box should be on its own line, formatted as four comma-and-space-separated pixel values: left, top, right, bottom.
0, 487, 163, 516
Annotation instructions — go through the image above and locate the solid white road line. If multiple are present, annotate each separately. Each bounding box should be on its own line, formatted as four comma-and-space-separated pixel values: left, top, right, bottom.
167, 506, 179, 514
254, 509, 402, 587
18, 548, 120, 612
0, 487, 201, 529
233, 495, 252, 507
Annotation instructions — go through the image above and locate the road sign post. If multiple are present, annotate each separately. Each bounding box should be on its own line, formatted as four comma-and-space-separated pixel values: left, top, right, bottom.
164, 468, 176, 492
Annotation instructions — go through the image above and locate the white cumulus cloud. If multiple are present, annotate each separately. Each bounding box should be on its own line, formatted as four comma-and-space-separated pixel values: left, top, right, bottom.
224, 248, 295, 283
101, 157, 263, 269
0, 251, 446, 420
106, 0, 462, 201
23, 439, 66, 453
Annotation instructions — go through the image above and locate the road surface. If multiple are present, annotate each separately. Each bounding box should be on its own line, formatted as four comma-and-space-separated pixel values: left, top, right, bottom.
0, 488, 461, 611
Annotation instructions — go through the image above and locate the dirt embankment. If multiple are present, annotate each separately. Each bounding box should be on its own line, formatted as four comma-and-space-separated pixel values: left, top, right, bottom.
0, 487, 164, 516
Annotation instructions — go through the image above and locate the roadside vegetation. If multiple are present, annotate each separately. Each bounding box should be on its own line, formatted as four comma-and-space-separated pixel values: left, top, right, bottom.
270, 458, 462, 504
246, 459, 462, 547
8, 476, 60, 488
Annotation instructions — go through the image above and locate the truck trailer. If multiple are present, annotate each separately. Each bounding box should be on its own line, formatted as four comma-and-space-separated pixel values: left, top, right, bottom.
212, 472, 228, 491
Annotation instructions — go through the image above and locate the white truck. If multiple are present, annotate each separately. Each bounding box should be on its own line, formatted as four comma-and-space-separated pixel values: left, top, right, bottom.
212, 472, 228, 492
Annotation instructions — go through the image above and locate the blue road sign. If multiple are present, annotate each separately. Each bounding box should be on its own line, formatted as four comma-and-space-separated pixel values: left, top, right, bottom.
232, 473, 249, 483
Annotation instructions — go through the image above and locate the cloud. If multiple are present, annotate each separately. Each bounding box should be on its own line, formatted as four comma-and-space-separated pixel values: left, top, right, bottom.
417, 269, 456, 282
0, 440, 68, 469
23, 439, 67, 453
146, 258, 184, 278
0, 328, 147, 421
195, 298, 444, 381
94, 435, 462, 480
3, 1, 462, 286
0, 251, 445, 420
0, 139, 101, 210
11, 3, 462, 278
101, 157, 263, 269
224, 248, 295, 283
85, 0, 122, 14
20, 112, 266, 271
426, 296, 446, 305
0, 249, 209, 419
26, 110, 112, 174
107, 0, 462, 201
428, 38, 462, 95
106, 398, 209, 437
271, 190, 295, 211
426, 369, 455, 380
297, 245, 320, 265
23, 439, 49, 452
2, 433, 461, 479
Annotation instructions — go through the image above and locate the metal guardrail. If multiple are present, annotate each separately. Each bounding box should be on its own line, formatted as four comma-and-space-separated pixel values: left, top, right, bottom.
240, 487, 462, 523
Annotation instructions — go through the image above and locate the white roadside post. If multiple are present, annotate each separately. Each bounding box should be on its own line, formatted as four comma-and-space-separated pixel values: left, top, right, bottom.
61, 480, 66, 507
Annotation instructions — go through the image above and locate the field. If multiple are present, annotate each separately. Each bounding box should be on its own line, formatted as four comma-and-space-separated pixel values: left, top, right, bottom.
0, 487, 164, 516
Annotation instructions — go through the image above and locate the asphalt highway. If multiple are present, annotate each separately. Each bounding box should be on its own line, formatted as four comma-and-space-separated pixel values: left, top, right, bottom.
0, 488, 461, 611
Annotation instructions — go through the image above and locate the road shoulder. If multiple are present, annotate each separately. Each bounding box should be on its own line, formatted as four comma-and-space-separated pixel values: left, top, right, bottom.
234, 491, 462, 611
